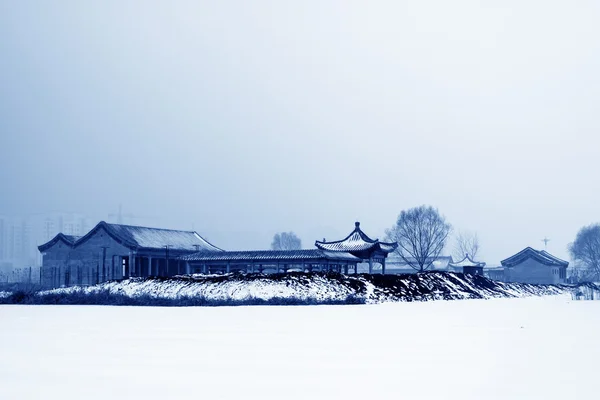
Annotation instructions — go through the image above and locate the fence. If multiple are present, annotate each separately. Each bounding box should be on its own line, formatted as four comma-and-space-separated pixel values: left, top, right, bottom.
39, 265, 123, 288
0, 267, 42, 286
0, 265, 121, 289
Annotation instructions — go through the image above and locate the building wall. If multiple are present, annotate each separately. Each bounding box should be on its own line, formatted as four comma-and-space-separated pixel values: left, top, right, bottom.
41, 226, 131, 287
504, 258, 566, 284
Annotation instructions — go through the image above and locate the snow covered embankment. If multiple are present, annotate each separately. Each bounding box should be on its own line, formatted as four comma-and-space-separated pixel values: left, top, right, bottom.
41, 272, 569, 304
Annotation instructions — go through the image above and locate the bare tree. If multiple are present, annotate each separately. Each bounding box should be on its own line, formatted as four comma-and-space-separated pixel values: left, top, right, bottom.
569, 224, 600, 281
453, 231, 480, 260
271, 232, 302, 250
386, 205, 452, 272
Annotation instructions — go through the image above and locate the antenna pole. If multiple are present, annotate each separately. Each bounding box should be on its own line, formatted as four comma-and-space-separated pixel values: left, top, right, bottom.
542, 237, 550, 250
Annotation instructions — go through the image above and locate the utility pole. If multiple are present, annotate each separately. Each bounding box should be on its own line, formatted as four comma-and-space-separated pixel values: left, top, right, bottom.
101, 246, 109, 282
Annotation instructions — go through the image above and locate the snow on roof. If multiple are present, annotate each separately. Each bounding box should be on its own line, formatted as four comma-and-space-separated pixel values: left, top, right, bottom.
500, 247, 568, 268
315, 222, 398, 253
40, 221, 223, 252
386, 256, 453, 270
104, 223, 222, 251
180, 249, 360, 262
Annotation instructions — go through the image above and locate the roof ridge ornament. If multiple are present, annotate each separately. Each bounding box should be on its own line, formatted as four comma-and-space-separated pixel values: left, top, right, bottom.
315, 221, 398, 255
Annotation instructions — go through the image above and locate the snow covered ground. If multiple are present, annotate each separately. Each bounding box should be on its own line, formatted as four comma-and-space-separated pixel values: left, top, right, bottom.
1, 295, 598, 400
36, 272, 568, 303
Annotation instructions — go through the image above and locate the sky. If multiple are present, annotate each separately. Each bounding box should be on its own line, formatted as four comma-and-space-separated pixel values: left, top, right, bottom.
1, 1, 599, 264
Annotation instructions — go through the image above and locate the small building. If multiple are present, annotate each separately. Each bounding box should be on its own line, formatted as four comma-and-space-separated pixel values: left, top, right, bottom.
501, 247, 569, 285
448, 254, 486, 275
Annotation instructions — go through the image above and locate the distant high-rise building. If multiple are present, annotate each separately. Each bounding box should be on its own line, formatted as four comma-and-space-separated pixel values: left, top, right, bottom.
0, 217, 5, 261
0, 213, 92, 269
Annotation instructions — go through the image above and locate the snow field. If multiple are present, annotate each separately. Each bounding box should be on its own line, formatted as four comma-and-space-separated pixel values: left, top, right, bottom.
1, 295, 599, 400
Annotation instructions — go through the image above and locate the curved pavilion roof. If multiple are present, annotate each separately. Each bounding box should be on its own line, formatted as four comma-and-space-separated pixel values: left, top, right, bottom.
315, 222, 398, 254
449, 254, 486, 268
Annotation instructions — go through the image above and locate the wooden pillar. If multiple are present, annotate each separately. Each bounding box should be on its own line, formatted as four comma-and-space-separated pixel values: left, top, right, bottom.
368, 257, 373, 274
344, 263, 348, 275
147, 257, 153, 276
185, 261, 191, 275
128, 252, 135, 278
203, 263, 207, 274
101, 247, 107, 282
226, 262, 231, 273
382, 258, 386, 275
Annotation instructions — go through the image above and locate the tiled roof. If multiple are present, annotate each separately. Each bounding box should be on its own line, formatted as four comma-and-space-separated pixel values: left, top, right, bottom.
180, 249, 360, 262
39, 221, 222, 252
38, 233, 82, 251
500, 247, 568, 267
315, 222, 398, 253
387, 256, 453, 264
103, 223, 222, 251
63, 235, 82, 243
386, 255, 454, 270
449, 254, 486, 268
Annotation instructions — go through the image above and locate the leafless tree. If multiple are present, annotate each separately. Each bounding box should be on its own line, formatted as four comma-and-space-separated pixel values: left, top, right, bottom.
271, 232, 302, 250
386, 205, 452, 272
569, 224, 600, 282
453, 231, 480, 261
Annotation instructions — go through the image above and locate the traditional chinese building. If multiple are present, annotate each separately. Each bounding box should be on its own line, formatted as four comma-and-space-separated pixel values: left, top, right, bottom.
315, 222, 398, 274
183, 222, 397, 275
501, 247, 568, 284
39, 221, 398, 288
38, 221, 222, 287
448, 253, 486, 275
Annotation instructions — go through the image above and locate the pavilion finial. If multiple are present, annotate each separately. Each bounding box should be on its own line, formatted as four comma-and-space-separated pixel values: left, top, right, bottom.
355, 221, 360, 229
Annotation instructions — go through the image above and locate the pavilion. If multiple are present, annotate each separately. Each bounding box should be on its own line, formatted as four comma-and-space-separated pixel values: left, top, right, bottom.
315, 222, 398, 274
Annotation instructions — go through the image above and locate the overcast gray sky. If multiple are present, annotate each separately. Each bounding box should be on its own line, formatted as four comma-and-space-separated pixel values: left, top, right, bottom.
1, 1, 599, 264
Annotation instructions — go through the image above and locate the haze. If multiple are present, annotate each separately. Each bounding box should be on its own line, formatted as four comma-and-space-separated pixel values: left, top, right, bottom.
1, 1, 599, 265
